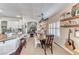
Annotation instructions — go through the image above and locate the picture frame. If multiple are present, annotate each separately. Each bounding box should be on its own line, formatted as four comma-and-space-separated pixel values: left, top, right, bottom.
71, 7, 76, 16
75, 8, 79, 15
74, 29, 79, 38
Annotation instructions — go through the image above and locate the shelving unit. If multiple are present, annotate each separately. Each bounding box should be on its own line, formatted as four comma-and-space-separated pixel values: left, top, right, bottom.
61, 25, 79, 27
60, 3, 79, 55
60, 15, 79, 28
60, 15, 79, 54
60, 15, 79, 22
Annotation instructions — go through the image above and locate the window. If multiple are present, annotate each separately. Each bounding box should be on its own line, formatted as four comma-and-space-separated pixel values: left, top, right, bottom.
55, 21, 60, 37
48, 21, 60, 37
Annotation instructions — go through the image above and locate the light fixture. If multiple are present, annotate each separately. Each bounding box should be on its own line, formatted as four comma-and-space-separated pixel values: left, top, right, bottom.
39, 13, 44, 23
0, 9, 3, 13
16, 15, 21, 18
41, 13, 44, 20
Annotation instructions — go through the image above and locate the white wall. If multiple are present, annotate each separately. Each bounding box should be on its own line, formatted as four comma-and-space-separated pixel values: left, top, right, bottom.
19, 16, 39, 34
60, 26, 79, 49
0, 17, 39, 34
0, 17, 20, 33
7, 21, 19, 29
48, 4, 79, 49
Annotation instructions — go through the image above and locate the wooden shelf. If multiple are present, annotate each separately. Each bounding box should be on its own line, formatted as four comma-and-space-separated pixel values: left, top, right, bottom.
61, 25, 79, 27
60, 15, 79, 21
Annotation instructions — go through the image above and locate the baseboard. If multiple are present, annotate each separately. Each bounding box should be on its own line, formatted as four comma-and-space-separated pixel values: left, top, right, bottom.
54, 42, 74, 55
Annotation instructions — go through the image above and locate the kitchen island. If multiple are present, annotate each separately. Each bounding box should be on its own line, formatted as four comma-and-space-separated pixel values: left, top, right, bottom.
0, 33, 27, 55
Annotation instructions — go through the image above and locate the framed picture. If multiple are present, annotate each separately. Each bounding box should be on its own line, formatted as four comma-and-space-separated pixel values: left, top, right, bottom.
75, 9, 79, 15
74, 29, 79, 38
27, 22, 37, 33
71, 7, 76, 16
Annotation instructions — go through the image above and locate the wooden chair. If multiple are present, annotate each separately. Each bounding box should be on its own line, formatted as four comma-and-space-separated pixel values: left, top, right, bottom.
43, 35, 54, 55
10, 38, 27, 55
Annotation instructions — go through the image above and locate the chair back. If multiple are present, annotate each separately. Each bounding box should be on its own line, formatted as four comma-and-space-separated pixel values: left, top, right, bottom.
46, 35, 54, 44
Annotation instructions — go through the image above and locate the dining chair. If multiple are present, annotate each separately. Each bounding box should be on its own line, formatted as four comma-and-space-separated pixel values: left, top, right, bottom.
43, 35, 54, 55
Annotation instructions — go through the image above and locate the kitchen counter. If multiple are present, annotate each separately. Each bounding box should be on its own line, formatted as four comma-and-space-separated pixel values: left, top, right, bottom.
0, 33, 27, 55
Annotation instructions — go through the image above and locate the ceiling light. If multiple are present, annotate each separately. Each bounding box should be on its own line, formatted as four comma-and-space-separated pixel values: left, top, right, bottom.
0, 9, 3, 13
16, 15, 21, 17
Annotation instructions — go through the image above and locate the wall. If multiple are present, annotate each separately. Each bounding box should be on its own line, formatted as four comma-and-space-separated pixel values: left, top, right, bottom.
60, 4, 79, 49
60, 23, 79, 48
48, 3, 79, 50
0, 17, 39, 34
0, 17, 20, 33
19, 17, 39, 34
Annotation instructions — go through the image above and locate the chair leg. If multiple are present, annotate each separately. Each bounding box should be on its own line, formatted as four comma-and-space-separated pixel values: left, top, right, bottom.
50, 44, 53, 54
42, 44, 43, 48
43, 44, 47, 55
24, 40, 27, 48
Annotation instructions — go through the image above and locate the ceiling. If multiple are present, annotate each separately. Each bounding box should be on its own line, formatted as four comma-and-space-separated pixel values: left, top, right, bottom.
0, 3, 72, 20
